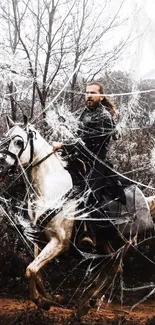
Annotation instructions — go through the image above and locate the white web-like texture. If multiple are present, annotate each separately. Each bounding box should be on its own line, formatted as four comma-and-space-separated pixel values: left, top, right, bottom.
45, 103, 155, 310
1, 0, 155, 322
1, 98, 155, 320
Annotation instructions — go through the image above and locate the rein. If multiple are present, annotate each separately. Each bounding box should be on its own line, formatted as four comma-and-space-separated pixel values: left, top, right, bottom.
32, 150, 55, 168
24, 129, 56, 169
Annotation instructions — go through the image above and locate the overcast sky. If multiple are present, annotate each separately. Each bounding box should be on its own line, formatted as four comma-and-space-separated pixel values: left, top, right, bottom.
115, 0, 155, 80
0, 0, 154, 82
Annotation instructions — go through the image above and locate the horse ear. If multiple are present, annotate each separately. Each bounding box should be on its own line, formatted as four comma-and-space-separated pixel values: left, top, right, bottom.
6, 116, 15, 130
23, 114, 28, 126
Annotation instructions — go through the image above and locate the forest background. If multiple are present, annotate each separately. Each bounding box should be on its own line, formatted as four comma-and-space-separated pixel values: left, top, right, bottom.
0, 0, 155, 312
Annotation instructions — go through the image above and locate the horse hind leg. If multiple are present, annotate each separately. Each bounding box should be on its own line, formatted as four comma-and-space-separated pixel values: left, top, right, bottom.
75, 236, 136, 318
76, 256, 121, 317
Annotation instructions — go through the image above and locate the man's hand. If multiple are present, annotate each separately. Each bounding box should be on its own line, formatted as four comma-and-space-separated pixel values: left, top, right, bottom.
52, 142, 62, 151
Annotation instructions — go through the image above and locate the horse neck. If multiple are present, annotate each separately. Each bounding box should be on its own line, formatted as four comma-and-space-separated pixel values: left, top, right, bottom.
27, 136, 65, 196
25, 136, 73, 202
33, 144, 63, 174
26, 142, 73, 221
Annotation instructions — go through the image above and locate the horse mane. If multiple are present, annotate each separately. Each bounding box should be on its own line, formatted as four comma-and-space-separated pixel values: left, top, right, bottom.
27, 123, 68, 168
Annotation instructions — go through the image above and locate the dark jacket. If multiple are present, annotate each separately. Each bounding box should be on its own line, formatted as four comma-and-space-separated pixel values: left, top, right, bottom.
63, 104, 126, 205
78, 104, 115, 161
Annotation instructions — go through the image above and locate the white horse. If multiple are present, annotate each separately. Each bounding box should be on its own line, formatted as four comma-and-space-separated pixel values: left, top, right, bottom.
1, 115, 155, 316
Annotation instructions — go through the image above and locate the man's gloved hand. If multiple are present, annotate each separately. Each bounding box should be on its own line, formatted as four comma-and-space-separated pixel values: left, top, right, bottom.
52, 142, 62, 151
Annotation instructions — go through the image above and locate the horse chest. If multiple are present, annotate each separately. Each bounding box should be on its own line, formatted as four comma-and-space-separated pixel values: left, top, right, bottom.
33, 168, 72, 197
41, 201, 76, 242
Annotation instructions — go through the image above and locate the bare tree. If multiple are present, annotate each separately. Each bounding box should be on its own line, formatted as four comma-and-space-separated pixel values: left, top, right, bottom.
0, 0, 22, 120
55, 0, 132, 111
0, 0, 134, 118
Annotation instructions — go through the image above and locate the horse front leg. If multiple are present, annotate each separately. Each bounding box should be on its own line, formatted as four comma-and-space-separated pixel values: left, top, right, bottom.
33, 243, 52, 300
25, 237, 66, 310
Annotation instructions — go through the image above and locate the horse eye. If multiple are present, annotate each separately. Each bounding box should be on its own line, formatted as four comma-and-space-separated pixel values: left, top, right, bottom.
15, 139, 23, 147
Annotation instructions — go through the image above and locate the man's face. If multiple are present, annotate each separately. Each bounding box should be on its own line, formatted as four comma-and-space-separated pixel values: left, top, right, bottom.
85, 84, 103, 109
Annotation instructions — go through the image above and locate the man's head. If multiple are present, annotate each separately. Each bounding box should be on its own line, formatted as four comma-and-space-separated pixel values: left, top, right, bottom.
85, 82, 104, 110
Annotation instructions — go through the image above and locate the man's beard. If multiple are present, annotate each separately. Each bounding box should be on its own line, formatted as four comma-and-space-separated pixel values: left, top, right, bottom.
86, 100, 100, 110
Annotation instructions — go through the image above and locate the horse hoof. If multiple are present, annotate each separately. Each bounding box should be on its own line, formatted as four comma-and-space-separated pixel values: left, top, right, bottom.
69, 311, 81, 323
37, 297, 52, 310
89, 297, 97, 307
33, 293, 65, 308
54, 294, 66, 304
76, 303, 91, 317
42, 292, 65, 305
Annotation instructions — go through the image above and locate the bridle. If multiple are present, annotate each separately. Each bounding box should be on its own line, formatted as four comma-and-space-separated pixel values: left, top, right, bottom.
1, 125, 74, 230
0, 127, 56, 177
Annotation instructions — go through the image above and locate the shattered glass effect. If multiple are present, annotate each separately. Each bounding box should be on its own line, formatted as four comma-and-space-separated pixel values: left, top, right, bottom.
1, 100, 155, 321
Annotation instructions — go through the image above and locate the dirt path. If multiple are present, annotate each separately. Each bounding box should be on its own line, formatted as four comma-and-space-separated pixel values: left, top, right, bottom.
0, 297, 155, 324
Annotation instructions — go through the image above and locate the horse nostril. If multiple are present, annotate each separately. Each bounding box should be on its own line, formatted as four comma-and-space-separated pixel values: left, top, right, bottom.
8, 168, 14, 176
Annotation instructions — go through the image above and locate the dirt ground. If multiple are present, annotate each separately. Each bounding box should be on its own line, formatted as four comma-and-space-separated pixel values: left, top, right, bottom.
0, 297, 155, 325
1, 244, 155, 325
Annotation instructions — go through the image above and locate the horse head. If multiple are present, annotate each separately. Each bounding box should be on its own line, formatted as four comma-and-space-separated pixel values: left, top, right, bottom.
4, 115, 37, 168
0, 116, 29, 180
1, 115, 73, 208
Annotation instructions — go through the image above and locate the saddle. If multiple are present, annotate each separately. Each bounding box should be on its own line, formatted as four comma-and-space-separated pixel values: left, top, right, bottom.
63, 143, 153, 242
78, 184, 153, 247
103, 183, 151, 220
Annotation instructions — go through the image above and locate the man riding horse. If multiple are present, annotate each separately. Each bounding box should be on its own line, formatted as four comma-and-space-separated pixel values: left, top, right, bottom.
53, 81, 155, 247
1, 108, 155, 316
